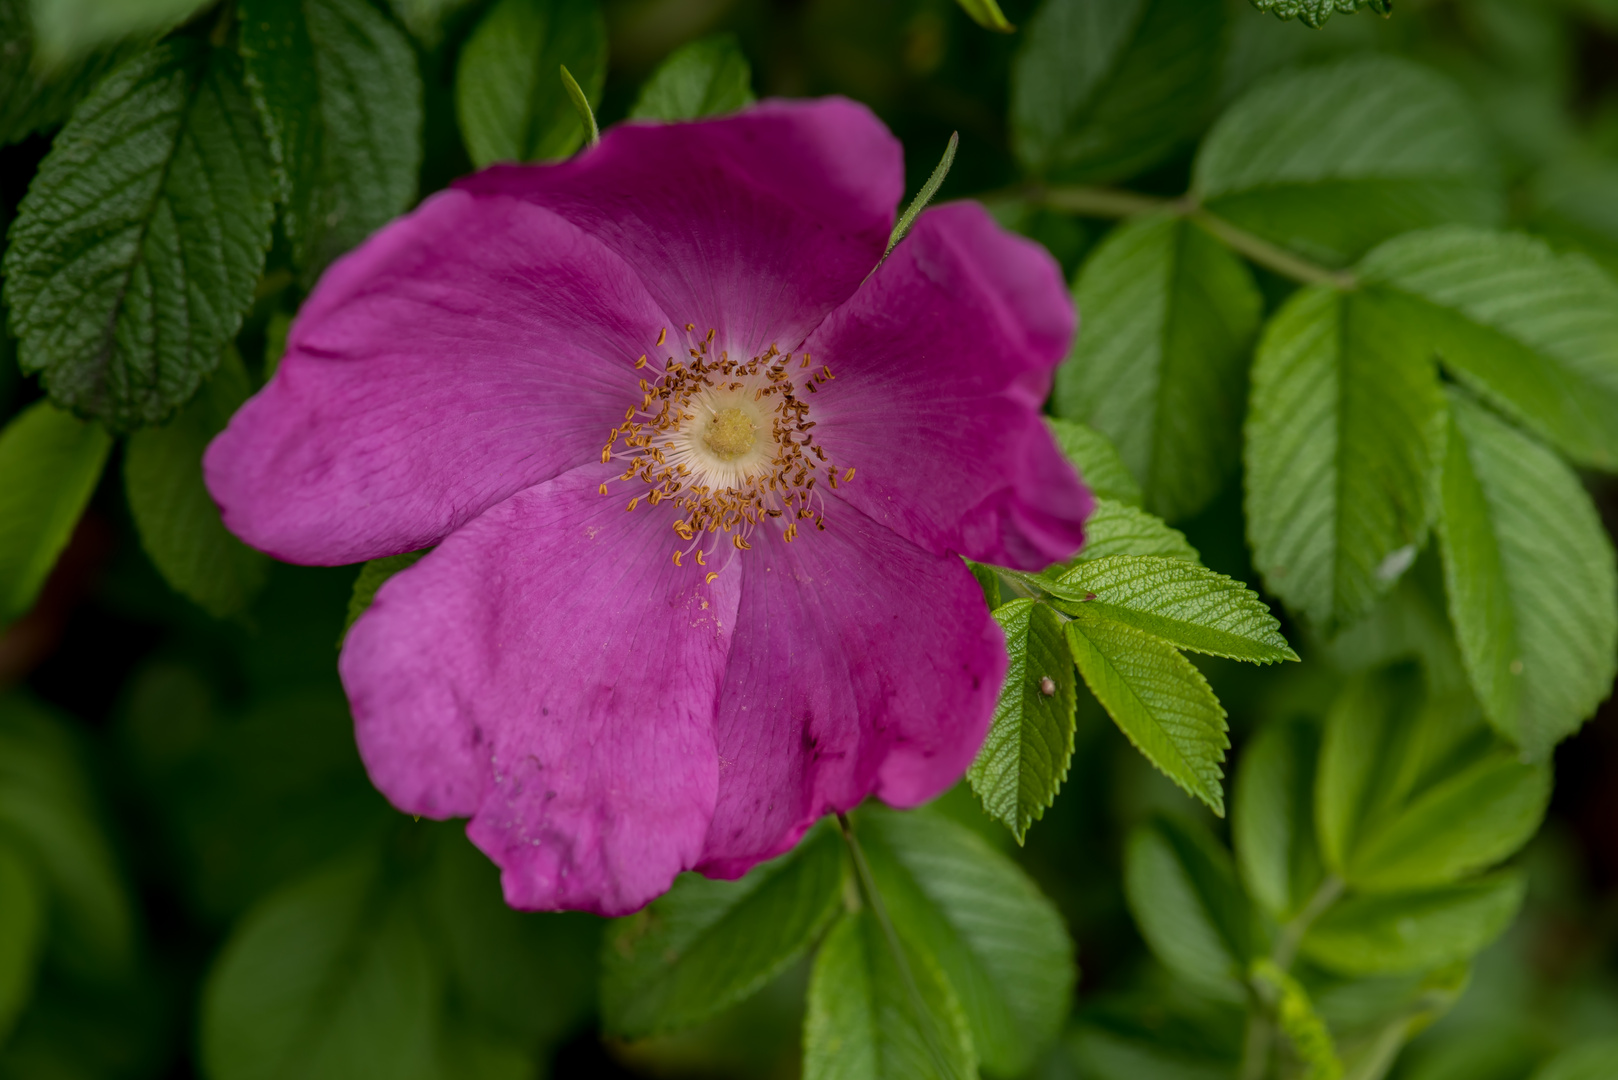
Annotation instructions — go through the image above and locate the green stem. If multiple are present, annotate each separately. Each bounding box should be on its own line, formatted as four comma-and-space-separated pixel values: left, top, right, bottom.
1188, 209, 1356, 290
1237, 875, 1346, 1080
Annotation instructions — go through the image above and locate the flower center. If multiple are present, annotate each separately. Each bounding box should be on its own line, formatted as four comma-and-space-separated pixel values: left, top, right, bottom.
599, 325, 854, 575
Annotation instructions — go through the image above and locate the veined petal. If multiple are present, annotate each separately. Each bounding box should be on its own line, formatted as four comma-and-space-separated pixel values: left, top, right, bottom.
456, 98, 902, 358
205, 189, 671, 566
807, 202, 1092, 570
341, 466, 739, 916
697, 510, 1005, 878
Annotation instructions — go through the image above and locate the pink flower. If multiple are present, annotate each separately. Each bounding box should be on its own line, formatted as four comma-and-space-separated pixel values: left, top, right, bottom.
204, 99, 1091, 915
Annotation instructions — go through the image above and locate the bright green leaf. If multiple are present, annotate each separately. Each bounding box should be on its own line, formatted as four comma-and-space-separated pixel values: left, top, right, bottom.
1068, 498, 1200, 564
1247, 0, 1390, 29
628, 33, 753, 121
200, 851, 441, 1080
26, 0, 206, 63
345, 550, 428, 636
857, 807, 1074, 1075
1530, 1038, 1618, 1080
803, 908, 975, 1080
1067, 613, 1229, 814
1045, 555, 1296, 664
1012, 0, 1225, 184
1195, 56, 1502, 267
967, 599, 1078, 842
0, 837, 46, 1045
1046, 417, 1143, 508
240, 0, 423, 282
1234, 720, 1324, 919
1359, 227, 1618, 472
125, 349, 268, 618
0, 0, 140, 146
3, 40, 275, 428
455, 0, 605, 168
1055, 212, 1262, 522
1124, 815, 1251, 993
1250, 959, 1343, 1080
1244, 284, 1446, 633
955, 0, 1013, 32
600, 822, 845, 1038
1438, 393, 1618, 756
0, 401, 110, 623
1300, 873, 1526, 976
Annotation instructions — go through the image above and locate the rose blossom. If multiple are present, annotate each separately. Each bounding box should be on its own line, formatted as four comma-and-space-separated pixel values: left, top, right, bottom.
204, 98, 1091, 915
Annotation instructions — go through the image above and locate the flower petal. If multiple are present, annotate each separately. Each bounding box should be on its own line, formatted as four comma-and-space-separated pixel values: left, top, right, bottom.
205, 189, 670, 565
341, 466, 740, 915
696, 512, 1005, 878
807, 201, 1092, 570
456, 98, 902, 356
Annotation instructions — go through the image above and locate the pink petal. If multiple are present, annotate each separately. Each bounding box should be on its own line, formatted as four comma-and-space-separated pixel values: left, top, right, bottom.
806, 201, 1092, 570
456, 98, 902, 358
696, 507, 1005, 878
204, 189, 672, 565
341, 466, 739, 915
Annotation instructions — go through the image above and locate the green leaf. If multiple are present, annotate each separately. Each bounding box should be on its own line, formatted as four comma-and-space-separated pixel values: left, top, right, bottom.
455, 0, 605, 168
968, 562, 1003, 610
888, 132, 958, 257
1530, 156, 1618, 280
1069, 995, 1244, 1080
240, 0, 423, 281
1194, 56, 1502, 267
857, 807, 1074, 1075
955, 0, 1013, 32
1046, 417, 1142, 508
125, 348, 268, 618
600, 822, 845, 1038
1068, 498, 1200, 564
1244, 284, 1446, 633
1067, 613, 1229, 814
967, 599, 1078, 842
1055, 212, 1262, 522
627, 33, 754, 122
0, 696, 135, 981
803, 908, 975, 1080
3, 39, 275, 429
1247, 0, 1390, 29
1530, 1038, 1618, 1080
1436, 393, 1618, 756
1044, 555, 1296, 664
1359, 227, 1618, 472
0, 837, 46, 1045
1011, 0, 1225, 184
1234, 720, 1324, 919
0, 401, 110, 623
1123, 815, 1251, 993
1300, 872, 1526, 976
345, 549, 428, 635
25, 0, 207, 63
0, 0, 140, 146
385, 0, 477, 47
200, 851, 442, 1080
1250, 959, 1342, 1080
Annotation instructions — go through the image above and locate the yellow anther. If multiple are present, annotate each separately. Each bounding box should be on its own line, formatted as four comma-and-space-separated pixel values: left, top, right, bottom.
627, 497, 640, 511
656, 327, 667, 346
705, 572, 718, 584
733, 535, 751, 550
598, 482, 609, 495
673, 550, 683, 566
635, 355, 647, 369
695, 549, 706, 566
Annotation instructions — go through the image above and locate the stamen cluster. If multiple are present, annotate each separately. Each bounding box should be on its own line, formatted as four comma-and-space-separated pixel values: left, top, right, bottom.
599, 325, 854, 572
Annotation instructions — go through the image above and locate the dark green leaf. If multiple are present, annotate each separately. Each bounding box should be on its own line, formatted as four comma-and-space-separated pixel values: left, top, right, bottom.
26, 0, 206, 64
1012, 0, 1225, 184
857, 807, 1074, 1075
455, 0, 605, 168
968, 561, 1003, 610
1530, 1038, 1618, 1080
628, 33, 753, 121
200, 851, 442, 1080
0, 837, 45, 1045
1244, 284, 1446, 633
600, 822, 845, 1038
125, 348, 268, 618
967, 599, 1078, 842
1359, 227, 1618, 472
1529, 156, 1618, 280
1055, 212, 1261, 521
1437, 392, 1618, 756
345, 549, 428, 635
803, 908, 975, 1080
240, 0, 423, 281
0, 401, 110, 623
1195, 56, 1502, 266
1046, 417, 1142, 508
1248, 0, 1390, 29
385, 0, 478, 46
1044, 555, 1296, 664
0, 0, 141, 146
1300, 873, 1525, 975
1069, 994, 1244, 1080
1234, 720, 1323, 919
3, 39, 275, 428
1123, 815, 1251, 993
1067, 613, 1229, 814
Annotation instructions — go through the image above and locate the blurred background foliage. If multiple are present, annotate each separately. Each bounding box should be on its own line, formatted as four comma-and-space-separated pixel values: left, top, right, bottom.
1, 0, 1617, 1077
